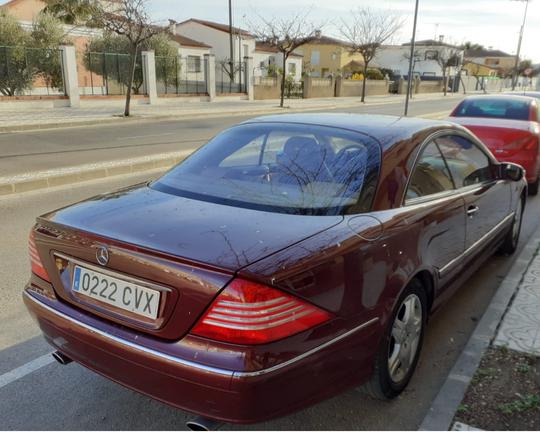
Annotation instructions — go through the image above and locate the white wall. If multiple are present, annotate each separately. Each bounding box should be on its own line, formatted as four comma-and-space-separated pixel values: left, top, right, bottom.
374, 45, 463, 77
175, 21, 255, 62
253, 51, 302, 82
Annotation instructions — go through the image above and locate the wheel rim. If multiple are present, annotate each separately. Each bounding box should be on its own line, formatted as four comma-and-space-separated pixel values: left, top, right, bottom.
388, 294, 423, 383
512, 200, 523, 245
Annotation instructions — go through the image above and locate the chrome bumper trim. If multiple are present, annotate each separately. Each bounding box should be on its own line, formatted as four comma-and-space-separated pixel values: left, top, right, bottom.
24, 291, 379, 378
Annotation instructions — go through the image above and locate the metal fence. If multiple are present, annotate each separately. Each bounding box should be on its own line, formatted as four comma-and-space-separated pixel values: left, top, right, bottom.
0, 46, 65, 97
80, 52, 145, 96
216, 60, 246, 94
155, 56, 207, 95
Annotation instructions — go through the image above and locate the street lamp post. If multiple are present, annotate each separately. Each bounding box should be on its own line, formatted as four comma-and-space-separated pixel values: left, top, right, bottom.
404, 0, 420, 116
511, 0, 530, 91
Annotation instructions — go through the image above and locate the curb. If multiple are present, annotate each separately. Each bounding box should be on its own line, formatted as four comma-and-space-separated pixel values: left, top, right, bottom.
0, 94, 462, 134
419, 220, 540, 431
0, 150, 189, 197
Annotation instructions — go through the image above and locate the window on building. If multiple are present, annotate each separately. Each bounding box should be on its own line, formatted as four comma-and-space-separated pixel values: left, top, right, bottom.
187, 56, 202, 73
288, 62, 296, 75
311, 50, 320, 66
425, 50, 439, 60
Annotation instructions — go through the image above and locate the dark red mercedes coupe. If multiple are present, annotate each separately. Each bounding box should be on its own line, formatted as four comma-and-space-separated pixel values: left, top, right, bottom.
24, 114, 526, 427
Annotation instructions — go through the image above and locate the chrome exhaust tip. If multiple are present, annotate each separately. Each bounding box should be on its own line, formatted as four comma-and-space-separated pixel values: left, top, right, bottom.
52, 351, 73, 365
186, 417, 222, 431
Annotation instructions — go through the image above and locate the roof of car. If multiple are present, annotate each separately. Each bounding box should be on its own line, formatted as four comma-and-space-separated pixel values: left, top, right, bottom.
243, 113, 458, 149
463, 94, 537, 103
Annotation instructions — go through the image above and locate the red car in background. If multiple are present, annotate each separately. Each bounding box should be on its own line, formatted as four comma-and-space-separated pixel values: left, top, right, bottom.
449, 95, 540, 195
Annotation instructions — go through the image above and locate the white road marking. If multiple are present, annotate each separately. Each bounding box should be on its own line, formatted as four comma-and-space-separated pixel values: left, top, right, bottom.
116, 132, 177, 140
0, 353, 55, 389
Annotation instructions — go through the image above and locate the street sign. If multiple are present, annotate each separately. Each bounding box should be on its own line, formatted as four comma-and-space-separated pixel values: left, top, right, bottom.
524, 67, 533, 76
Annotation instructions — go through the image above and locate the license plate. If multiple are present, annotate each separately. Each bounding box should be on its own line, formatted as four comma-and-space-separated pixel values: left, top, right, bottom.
72, 265, 161, 319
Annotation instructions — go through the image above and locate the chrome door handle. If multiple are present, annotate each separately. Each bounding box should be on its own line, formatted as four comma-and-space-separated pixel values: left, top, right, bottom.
467, 205, 479, 217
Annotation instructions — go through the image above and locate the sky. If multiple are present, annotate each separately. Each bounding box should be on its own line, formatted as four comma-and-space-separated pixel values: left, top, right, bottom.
148, 0, 540, 63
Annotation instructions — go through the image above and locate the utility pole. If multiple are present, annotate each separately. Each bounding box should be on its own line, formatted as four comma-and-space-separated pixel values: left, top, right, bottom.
228, 0, 234, 82
404, 0, 420, 116
511, 0, 530, 90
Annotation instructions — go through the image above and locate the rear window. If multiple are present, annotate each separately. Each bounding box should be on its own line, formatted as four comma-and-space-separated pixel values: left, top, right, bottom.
152, 122, 381, 215
454, 98, 530, 121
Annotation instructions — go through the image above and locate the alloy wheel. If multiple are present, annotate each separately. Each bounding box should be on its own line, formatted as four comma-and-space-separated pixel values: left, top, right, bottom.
388, 294, 423, 383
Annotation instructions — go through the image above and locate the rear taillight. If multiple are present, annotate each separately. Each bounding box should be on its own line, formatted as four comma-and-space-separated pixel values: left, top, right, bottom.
29, 230, 50, 282
191, 278, 332, 344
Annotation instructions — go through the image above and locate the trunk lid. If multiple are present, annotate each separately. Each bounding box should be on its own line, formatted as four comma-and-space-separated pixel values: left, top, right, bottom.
36, 184, 342, 339
450, 117, 538, 158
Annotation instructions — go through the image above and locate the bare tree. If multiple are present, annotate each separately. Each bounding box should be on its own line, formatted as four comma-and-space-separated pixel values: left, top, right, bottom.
434, 46, 462, 96
95, 0, 163, 116
249, 11, 320, 108
340, 7, 403, 102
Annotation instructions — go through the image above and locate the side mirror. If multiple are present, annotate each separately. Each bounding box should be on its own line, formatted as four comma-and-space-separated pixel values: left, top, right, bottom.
501, 162, 525, 182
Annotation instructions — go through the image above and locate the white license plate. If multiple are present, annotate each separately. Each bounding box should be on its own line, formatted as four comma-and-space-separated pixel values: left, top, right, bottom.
72, 265, 161, 319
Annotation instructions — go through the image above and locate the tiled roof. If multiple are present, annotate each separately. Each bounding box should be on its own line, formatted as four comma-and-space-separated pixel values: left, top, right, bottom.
465, 48, 513, 58
255, 41, 303, 57
178, 18, 254, 38
169, 33, 211, 49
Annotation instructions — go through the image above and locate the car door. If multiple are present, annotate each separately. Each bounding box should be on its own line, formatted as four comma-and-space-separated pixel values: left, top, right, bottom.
403, 140, 466, 273
436, 134, 511, 250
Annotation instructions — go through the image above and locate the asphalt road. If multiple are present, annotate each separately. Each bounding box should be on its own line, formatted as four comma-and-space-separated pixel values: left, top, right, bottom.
0, 96, 462, 176
1, 170, 539, 430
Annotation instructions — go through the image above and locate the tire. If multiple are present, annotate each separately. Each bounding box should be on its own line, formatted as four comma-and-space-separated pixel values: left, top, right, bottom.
499, 196, 524, 255
363, 279, 427, 400
528, 177, 539, 196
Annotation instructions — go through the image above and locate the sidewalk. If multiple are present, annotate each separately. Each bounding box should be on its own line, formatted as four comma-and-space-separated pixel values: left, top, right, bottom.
0, 92, 462, 133
421, 226, 540, 431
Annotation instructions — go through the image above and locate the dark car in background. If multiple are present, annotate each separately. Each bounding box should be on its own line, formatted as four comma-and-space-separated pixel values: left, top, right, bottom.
449, 95, 540, 194
24, 114, 526, 427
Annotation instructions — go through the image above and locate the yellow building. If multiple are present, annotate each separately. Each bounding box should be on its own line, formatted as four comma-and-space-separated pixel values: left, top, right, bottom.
464, 48, 516, 77
294, 35, 364, 78
462, 61, 498, 77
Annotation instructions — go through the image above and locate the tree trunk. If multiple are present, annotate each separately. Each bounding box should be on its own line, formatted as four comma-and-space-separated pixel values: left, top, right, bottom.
280, 54, 287, 108
361, 64, 368, 103
124, 45, 138, 117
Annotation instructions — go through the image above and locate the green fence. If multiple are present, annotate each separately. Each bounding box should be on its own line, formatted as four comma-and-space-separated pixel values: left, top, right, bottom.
155, 56, 208, 95
81, 52, 145, 96
0, 46, 65, 96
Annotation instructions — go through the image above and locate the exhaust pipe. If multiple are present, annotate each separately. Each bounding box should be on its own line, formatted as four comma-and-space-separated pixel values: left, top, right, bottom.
52, 351, 73, 365
186, 417, 222, 431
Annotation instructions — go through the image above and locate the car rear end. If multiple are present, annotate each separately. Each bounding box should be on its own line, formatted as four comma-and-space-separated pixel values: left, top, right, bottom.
449, 96, 540, 189
25, 218, 356, 423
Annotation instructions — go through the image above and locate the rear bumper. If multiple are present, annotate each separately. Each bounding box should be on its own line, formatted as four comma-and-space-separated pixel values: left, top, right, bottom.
23, 289, 379, 424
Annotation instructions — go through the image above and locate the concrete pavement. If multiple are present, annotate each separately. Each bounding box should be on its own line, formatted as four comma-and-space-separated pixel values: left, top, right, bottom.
1, 171, 539, 430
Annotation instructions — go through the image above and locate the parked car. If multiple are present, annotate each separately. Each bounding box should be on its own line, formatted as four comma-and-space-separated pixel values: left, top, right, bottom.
24, 114, 526, 428
449, 95, 540, 195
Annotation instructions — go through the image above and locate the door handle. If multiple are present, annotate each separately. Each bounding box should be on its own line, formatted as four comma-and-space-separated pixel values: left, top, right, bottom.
467, 205, 479, 217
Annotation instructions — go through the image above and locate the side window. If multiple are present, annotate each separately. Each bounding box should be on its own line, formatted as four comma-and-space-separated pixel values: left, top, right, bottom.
406, 142, 455, 201
219, 135, 264, 167
436, 136, 494, 187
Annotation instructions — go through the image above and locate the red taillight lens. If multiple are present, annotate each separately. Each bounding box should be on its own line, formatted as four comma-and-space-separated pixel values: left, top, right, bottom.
29, 230, 50, 282
191, 278, 332, 344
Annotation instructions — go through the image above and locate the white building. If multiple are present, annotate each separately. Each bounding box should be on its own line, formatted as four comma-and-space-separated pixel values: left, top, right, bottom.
253, 42, 303, 82
172, 18, 256, 63
373, 39, 464, 78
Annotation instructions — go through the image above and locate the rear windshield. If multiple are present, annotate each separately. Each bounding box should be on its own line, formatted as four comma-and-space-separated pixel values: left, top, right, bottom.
454, 98, 530, 121
152, 122, 381, 215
